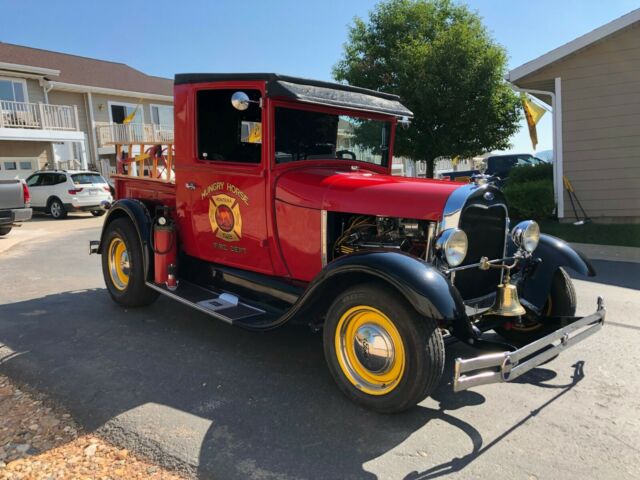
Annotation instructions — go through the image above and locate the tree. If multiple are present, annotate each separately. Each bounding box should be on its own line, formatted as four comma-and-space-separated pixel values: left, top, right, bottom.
333, 0, 521, 177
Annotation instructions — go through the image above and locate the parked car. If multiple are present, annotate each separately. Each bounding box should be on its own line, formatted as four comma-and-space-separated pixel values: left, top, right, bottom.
0, 179, 32, 235
439, 153, 548, 184
25, 170, 113, 219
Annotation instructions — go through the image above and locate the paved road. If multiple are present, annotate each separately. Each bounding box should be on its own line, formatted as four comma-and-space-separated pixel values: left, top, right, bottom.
0, 224, 639, 479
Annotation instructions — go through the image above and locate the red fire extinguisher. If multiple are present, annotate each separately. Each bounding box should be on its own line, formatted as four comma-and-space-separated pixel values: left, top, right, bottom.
153, 207, 177, 290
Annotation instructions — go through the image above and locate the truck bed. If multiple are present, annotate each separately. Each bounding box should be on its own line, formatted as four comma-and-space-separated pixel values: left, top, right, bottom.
113, 175, 176, 207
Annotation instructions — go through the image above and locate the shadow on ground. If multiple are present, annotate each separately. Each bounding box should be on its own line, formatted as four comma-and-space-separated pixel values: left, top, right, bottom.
571, 259, 640, 290
0, 289, 583, 479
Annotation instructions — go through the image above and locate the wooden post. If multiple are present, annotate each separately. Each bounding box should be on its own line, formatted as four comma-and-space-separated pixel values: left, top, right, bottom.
152, 145, 158, 179
128, 144, 133, 176
166, 144, 173, 182
139, 144, 145, 177
116, 144, 122, 174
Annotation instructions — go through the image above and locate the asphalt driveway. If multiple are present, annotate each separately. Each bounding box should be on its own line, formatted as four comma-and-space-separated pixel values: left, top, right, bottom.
0, 225, 638, 479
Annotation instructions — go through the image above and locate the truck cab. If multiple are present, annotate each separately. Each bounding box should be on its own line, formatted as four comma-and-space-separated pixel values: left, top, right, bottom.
94, 73, 604, 413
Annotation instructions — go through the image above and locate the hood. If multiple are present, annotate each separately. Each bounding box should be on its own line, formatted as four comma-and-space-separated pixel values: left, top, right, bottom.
275, 167, 464, 221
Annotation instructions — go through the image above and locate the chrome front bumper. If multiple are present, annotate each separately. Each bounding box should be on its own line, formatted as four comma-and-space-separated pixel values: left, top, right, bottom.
453, 297, 605, 392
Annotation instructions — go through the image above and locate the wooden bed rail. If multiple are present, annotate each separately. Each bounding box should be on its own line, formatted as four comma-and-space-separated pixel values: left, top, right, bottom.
115, 143, 175, 183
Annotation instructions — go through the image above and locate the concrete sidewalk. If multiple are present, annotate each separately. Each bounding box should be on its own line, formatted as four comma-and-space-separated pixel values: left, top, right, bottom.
571, 242, 640, 264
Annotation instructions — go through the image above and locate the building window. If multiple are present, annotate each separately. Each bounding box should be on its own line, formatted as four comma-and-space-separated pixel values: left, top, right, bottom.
151, 104, 174, 127
109, 102, 143, 124
0, 78, 26, 103
4, 162, 17, 170
19, 161, 32, 170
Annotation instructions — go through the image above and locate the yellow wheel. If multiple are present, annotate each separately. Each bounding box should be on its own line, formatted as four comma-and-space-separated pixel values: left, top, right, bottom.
101, 218, 159, 307
107, 236, 130, 291
335, 306, 405, 395
324, 284, 444, 413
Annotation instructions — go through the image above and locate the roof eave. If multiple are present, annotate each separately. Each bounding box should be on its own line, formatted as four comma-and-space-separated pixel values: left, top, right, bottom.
49, 81, 173, 101
0, 61, 60, 77
508, 8, 640, 83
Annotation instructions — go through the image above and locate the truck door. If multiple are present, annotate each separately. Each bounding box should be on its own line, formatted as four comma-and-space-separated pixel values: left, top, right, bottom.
178, 86, 273, 275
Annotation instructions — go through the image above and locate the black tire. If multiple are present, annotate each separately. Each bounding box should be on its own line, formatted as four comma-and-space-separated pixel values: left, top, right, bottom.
323, 283, 444, 413
91, 210, 106, 217
495, 267, 576, 346
0, 226, 12, 236
48, 198, 67, 219
101, 218, 159, 307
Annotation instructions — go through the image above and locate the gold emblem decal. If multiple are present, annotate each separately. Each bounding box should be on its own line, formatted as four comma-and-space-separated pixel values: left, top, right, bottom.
209, 194, 242, 242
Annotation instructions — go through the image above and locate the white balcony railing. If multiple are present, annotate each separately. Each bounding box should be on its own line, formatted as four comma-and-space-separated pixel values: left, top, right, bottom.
0, 100, 79, 131
96, 123, 174, 146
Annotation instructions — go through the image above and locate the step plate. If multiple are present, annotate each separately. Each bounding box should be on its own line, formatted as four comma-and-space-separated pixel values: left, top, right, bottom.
147, 281, 267, 325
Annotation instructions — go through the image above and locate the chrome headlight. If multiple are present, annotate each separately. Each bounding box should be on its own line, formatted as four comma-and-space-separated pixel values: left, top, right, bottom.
511, 220, 540, 253
435, 228, 468, 267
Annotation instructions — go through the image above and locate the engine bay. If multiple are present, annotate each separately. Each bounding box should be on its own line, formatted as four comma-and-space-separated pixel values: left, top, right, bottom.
329, 213, 432, 260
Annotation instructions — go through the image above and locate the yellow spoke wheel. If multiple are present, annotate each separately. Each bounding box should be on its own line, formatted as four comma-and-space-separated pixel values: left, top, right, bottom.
107, 236, 130, 291
335, 305, 405, 395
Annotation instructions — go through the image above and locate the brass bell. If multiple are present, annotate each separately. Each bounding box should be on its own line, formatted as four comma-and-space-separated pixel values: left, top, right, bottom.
487, 282, 527, 317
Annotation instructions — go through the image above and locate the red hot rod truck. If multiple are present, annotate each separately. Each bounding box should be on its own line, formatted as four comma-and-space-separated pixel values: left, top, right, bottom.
91, 73, 604, 413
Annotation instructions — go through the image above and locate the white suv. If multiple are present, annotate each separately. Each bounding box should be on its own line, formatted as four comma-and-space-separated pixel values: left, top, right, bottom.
25, 170, 113, 219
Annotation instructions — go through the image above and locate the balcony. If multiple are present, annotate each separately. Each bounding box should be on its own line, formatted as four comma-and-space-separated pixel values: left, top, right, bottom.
0, 100, 80, 131
96, 122, 174, 147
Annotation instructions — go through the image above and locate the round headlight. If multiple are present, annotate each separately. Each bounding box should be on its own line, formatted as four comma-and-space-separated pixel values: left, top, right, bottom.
435, 228, 468, 267
511, 220, 540, 253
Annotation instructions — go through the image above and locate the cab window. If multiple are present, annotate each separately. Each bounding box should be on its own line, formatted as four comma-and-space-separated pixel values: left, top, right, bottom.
196, 89, 262, 163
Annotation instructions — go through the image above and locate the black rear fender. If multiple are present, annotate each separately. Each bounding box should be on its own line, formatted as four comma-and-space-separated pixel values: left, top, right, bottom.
98, 199, 154, 279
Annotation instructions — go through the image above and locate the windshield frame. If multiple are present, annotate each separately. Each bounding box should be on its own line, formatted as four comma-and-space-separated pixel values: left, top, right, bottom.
270, 99, 396, 173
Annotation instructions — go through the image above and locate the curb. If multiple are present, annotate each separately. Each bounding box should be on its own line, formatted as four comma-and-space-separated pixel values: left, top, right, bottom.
571, 242, 640, 264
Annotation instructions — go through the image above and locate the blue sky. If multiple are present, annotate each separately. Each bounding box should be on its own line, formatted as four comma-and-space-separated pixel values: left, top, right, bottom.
1, 0, 637, 155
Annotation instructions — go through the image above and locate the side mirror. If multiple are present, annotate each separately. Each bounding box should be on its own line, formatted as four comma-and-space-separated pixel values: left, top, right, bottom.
231, 91, 250, 111
231, 91, 262, 111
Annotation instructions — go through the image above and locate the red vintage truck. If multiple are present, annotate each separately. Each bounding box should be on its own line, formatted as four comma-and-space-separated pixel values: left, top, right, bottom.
91, 73, 604, 412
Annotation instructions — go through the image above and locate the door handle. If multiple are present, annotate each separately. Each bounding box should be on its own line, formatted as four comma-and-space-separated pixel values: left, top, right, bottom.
185, 182, 197, 190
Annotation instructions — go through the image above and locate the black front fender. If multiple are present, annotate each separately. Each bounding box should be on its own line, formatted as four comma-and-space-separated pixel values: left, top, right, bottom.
288, 251, 469, 333
522, 234, 596, 310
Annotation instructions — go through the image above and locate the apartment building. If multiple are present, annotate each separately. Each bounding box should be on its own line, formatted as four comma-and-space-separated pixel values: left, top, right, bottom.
0, 42, 173, 180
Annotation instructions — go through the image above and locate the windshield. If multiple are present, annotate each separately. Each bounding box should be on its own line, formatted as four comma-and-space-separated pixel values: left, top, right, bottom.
275, 107, 391, 167
71, 173, 107, 185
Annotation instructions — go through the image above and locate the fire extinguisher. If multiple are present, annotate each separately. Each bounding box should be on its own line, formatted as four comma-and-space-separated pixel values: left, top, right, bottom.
152, 206, 177, 290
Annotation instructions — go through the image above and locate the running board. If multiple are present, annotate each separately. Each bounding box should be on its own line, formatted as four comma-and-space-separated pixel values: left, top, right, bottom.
146, 280, 279, 329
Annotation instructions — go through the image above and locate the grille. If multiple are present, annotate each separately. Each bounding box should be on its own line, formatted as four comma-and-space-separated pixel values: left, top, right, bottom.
455, 204, 507, 300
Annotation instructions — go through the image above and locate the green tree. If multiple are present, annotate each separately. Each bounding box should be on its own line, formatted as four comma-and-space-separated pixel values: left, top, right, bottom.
334, 0, 522, 177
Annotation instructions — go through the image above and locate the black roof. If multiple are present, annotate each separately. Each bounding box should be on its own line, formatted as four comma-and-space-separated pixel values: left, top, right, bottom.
174, 73, 413, 118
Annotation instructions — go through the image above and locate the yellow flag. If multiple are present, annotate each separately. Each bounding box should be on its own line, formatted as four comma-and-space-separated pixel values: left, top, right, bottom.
521, 93, 546, 149
247, 122, 262, 143
123, 100, 142, 124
